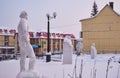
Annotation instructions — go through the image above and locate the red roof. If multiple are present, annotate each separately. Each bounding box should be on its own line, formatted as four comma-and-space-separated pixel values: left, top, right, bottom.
29, 32, 34, 38
63, 34, 75, 38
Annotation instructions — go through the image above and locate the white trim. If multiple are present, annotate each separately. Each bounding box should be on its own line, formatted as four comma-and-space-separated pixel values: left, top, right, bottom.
0, 46, 15, 49
0, 33, 14, 36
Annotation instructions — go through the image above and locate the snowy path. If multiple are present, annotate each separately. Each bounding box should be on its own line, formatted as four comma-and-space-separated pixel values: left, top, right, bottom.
0, 54, 120, 78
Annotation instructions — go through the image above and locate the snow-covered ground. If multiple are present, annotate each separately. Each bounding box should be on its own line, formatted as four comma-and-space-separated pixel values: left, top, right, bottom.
0, 54, 120, 78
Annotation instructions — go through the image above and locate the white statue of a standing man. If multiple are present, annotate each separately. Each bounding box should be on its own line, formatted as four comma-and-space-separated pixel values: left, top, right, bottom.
76, 39, 83, 56
17, 11, 36, 72
63, 36, 73, 64
90, 43, 97, 59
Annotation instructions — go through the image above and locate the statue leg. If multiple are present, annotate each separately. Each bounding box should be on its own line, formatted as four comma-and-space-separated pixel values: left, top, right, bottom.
20, 48, 26, 72
29, 55, 36, 71
27, 44, 36, 71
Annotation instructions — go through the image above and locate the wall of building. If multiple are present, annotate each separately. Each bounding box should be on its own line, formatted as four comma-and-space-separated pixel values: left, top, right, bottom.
81, 5, 120, 53
0, 35, 15, 54
0, 36, 4, 46
30, 38, 76, 56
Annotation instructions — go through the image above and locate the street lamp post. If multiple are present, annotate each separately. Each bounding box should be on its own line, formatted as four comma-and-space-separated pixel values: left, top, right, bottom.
46, 12, 57, 62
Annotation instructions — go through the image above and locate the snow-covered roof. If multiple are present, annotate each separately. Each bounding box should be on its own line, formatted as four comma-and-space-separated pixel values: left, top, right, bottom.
0, 27, 75, 39
0, 27, 16, 36
28, 28, 75, 39
30, 28, 64, 33
80, 4, 120, 21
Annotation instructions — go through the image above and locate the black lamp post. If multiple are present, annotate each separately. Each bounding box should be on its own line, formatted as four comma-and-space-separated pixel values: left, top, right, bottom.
46, 12, 57, 62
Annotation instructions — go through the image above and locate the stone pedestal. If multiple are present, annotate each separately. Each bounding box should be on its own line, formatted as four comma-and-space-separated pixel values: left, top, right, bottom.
16, 71, 40, 78
46, 52, 51, 62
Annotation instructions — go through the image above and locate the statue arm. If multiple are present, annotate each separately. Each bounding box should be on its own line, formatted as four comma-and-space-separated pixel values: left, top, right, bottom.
21, 21, 30, 43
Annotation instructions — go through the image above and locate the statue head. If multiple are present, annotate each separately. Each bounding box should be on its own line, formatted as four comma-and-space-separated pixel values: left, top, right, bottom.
19, 11, 28, 20
92, 43, 95, 47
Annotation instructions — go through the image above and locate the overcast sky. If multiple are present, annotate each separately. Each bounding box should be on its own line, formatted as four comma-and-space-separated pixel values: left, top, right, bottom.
0, 0, 120, 38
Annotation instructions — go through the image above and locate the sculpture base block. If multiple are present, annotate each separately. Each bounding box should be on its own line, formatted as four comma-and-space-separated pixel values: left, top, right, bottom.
16, 71, 40, 78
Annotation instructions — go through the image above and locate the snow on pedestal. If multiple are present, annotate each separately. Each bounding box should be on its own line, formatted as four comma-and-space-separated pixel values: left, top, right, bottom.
90, 43, 97, 59
63, 36, 73, 64
16, 70, 40, 78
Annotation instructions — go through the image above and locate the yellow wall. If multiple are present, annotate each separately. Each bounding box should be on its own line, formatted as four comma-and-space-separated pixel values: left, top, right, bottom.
81, 5, 120, 53
0, 36, 4, 46
9, 36, 15, 46
38, 38, 75, 55
0, 35, 15, 46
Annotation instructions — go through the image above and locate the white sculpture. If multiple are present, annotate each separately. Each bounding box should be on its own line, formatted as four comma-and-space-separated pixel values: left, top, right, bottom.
76, 39, 83, 56
17, 11, 39, 78
63, 36, 73, 64
90, 43, 97, 59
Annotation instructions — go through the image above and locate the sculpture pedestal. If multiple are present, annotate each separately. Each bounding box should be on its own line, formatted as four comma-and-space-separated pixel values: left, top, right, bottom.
46, 52, 51, 62
16, 70, 40, 78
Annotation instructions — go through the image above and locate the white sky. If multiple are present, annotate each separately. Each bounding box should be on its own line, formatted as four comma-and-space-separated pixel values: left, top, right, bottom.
0, 0, 120, 38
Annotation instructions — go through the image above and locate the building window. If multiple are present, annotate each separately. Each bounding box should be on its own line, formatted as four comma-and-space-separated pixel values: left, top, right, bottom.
80, 31, 83, 38
4, 36, 9, 46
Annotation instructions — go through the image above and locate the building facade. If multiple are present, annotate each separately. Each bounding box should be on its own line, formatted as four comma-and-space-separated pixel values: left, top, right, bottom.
0, 28, 16, 55
80, 2, 120, 53
30, 32, 76, 56
0, 27, 76, 58
15, 31, 76, 56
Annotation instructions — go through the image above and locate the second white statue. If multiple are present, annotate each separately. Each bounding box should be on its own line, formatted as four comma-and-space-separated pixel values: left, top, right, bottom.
63, 36, 73, 64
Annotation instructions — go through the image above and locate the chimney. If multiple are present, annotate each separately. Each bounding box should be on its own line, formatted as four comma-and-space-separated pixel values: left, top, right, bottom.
109, 2, 114, 9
